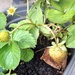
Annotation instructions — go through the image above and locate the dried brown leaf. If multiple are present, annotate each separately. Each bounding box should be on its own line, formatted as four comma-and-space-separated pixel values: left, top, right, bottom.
40, 47, 67, 70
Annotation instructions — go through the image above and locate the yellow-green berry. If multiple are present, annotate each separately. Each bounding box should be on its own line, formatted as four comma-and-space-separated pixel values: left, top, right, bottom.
0, 30, 10, 42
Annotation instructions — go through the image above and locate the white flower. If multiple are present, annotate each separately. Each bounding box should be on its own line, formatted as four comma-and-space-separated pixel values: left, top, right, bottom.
7, 6, 17, 16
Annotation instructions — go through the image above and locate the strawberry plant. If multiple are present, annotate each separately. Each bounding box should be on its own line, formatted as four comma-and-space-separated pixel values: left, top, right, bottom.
0, 0, 75, 75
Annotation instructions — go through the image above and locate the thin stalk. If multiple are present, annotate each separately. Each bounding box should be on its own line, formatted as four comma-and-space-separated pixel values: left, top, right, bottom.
47, 23, 57, 27
9, 70, 11, 74
27, 0, 29, 14
44, 25, 58, 46
15, 13, 25, 18
35, 47, 46, 53
49, 28, 58, 46
43, 0, 46, 23
10, 24, 23, 34
10, 23, 32, 34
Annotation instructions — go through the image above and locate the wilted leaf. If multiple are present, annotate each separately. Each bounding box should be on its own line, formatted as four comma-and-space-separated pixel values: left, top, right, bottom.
21, 49, 34, 62
41, 47, 67, 69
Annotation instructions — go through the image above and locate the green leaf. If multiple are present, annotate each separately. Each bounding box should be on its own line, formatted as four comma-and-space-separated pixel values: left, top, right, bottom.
9, 23, 18, 28
58, 0, 75, 12
0, 67, 4, 72
0, 42, 8, 49
9, 20, 34, 31
0, 72, 4, 75
27, 0, 43, 25
13, 30, 36, 49
66, 35, 75, 48
0, 41, 20, 70
29, 27, 39, 41
46, 9, 75, 24
62, 35, 67, 42
51, 1, 62, 11
67, 25, 75, 35
0, 13, 6, 29
6, 74, 10, 75
39, 25, 51, 37
69, 2, 75, 11
51, 0, 75, 12
21, 49, 34, 62
57, 32, 63, 38
18, 19, 31, 25
18, 20, 34, 30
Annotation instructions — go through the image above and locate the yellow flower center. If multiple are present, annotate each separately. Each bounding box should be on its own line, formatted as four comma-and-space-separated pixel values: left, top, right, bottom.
9, 9, 14, 13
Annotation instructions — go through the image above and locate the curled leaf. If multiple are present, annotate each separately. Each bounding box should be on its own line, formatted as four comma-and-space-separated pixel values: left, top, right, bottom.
40, 47, 67, 69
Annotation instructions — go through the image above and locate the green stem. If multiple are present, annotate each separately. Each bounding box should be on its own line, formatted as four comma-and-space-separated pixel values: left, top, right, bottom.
44, 25, 58, 46
10, 23, 32, 34
47, 23, 57, 27
9, 70, 11, 74
27, 0, 29, 14
43, 0, 46, 23
15, 13, 25, 18
10, 24, 23, 34
49, 28, 58, 46
35, 47, 46, 53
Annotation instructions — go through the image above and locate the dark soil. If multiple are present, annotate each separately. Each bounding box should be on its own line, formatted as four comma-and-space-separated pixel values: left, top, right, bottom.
12, 35, 72, 75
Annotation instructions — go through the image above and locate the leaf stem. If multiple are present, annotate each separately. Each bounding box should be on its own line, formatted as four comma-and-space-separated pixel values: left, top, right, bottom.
10, 23, 32, 34
10, 24, 23, 34
43, 0, 46, 23
27, 0, 29, 14
44, 25, 58, 46
35, 47, 46, 53
49, 28, 58, 46
9, 70, 11, 74
15, 13, 25, 18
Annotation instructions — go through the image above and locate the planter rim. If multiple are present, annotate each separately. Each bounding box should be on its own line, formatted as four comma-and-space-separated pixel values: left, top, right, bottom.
6, 17, 25, 26
63, 50, 75, 75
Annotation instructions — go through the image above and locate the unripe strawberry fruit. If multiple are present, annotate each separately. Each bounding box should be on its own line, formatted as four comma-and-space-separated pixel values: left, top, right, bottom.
0, 30, 10, 42
49, 42, 67, 63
